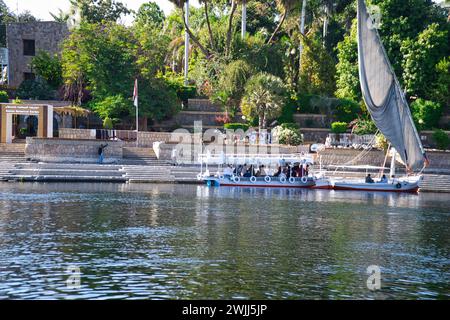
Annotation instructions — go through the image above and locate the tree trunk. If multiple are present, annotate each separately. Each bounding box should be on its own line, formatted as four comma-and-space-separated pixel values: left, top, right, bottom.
241, 0, 247, 39
267, 10, 286, 45
299, 0, 307, 71
204, 0, 216, 51
225, 0, 237, 56
181, 4, 211, 58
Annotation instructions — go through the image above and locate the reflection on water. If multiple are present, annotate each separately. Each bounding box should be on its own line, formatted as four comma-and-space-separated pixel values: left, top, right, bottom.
0, 182, 448, 300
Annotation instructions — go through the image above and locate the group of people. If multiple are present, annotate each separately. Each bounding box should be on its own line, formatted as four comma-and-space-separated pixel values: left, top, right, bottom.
222, 163, 310, 179
365, 174, 388, 184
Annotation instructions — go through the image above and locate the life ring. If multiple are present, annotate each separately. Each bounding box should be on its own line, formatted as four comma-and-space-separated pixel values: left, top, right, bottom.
233, 175, 240, 183
396, 182, 401, 189
301, 176, 308, 184
250, 176, 257, 183
289, 177, 296, 184
219, 175, 225, 180
280, 177, 286, 183
264, 176, 271, 183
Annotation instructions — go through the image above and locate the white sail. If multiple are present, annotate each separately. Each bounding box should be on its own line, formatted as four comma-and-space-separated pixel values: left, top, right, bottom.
357, 0, 427, 171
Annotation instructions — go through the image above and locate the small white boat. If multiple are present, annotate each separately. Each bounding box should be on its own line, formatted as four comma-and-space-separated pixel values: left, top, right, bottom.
332, 176, 422, 193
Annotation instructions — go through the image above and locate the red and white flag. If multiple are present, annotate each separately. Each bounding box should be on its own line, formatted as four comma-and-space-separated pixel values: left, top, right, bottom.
133, 79, 138, 108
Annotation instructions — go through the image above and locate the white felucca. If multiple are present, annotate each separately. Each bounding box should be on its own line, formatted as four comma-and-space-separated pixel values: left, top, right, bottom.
331, 0, 428, 193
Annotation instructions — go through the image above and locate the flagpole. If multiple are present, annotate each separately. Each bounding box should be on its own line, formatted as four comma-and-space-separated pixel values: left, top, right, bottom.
134, 79, 139, 148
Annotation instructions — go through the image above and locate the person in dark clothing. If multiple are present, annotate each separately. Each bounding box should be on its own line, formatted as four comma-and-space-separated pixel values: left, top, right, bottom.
98, 144, 108, 164
365, 174, 374, 183
273, 166, 282, 177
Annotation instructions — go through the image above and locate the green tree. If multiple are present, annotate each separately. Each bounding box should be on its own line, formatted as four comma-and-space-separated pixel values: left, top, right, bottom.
430, 57, 450, 108
335, 19, 361, 102
240, 72, 287, 131
31, 51, 63, 89
401, 23, 448, 100
410, 98, 443, 130
299, 29, 336, 96
134, 2, 165, 27
70, 0, 130, 23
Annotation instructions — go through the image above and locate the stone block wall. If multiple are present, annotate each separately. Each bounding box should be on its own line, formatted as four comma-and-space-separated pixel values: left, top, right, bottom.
6, 22, 69, 88
25, 137, 123, 163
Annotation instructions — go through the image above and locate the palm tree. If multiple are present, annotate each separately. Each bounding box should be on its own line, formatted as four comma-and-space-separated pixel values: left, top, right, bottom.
241, 73, 287, 132
241, 0, 247, 39
50, 9, 70, 23
267, 0, 298, 44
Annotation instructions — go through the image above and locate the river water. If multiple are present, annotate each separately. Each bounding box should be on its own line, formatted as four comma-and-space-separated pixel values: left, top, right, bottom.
0, 182, 448, 300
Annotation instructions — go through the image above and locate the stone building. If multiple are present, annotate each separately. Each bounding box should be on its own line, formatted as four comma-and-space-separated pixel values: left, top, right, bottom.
5, 22, 69, 88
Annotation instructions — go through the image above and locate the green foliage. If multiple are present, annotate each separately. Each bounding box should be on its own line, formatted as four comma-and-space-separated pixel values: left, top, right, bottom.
299, 30, 336, 96
224, 123, 250, 132
70, 0, 130, 23
134, 1, 165, 27
334, 98, 361, 123
158, 69, 196, 102
410, 98, 443, 130
16, 78, 55, 100
430, 57, 450, 108
401, 23, 448, 100
92, 94, 132, 120
277, 96, 296, 124
103, 117, 113, 129
62, 20, 178, 122
31, 51, 63, 89
352, 118, 378, 135
331, 122, 348, 134
241, 72, 287, 129
375, 133, 389, 150
273, 123, 303, 146
0, 90, 8, 102
335, 20, 361, 102
432, 129, 450, 150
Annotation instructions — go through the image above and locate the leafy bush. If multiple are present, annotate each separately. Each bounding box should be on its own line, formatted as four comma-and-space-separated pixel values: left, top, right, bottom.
277, 96, 296, 124
0, 90, 9, 103
16, 78, 55, 100
432, 129, 449, 150
410, 99, 443, 130
103, 117, 113, 129
31, 51, 63, 89
273, 123, 303, 146
158, 69, 196, 102
375, 133, 389, 150
334, 98, 361, 123
351, 118, 377, 135
331, 122, 348, 134
224, 123, 250, 132
91, 95, 132, 120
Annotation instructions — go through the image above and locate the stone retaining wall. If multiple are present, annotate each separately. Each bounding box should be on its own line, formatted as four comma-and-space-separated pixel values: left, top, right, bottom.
25, 138, 123, 163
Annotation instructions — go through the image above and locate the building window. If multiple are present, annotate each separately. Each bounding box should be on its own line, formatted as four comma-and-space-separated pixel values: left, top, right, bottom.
23, 39, 35, 56
24, 72, 35, 81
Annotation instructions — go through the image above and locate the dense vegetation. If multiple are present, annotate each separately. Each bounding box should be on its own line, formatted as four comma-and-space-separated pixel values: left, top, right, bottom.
3, 0, 449, 133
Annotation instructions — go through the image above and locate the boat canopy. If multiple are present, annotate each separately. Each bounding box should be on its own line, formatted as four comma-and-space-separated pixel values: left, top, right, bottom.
198, 153, 314, 166
328, 165, 387, 170
357, 0, 427, 171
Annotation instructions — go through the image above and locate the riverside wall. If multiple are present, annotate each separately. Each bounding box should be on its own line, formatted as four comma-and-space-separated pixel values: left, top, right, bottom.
25, 138, 123, 163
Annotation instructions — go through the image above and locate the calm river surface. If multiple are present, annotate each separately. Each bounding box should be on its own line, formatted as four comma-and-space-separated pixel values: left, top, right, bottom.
0, 182, 448, 300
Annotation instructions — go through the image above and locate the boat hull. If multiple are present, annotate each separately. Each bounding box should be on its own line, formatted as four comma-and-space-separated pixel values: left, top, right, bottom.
204, 176, 315, 188
333, 180, 420, 193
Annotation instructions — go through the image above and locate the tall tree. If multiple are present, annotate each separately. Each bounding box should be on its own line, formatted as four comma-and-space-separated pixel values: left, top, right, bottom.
69, 0, 130, 23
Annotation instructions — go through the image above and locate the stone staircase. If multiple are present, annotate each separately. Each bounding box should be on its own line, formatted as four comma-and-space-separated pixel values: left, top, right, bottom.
123, 165, 175, 183
0, 143, 26, 163
2, 163, 127, 182
419, 174, 450, 193
121, 147, 171, 166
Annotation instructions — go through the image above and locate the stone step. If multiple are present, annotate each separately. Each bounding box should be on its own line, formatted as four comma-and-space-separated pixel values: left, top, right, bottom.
3, 175, 127, 182
9, 169, 125, 177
